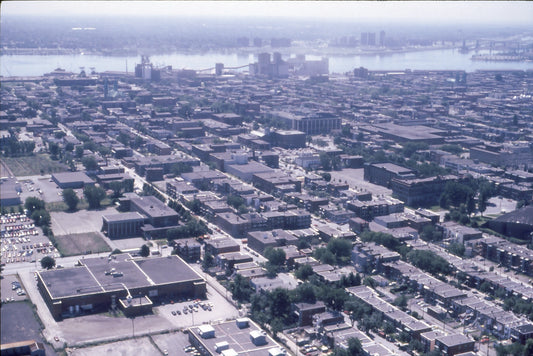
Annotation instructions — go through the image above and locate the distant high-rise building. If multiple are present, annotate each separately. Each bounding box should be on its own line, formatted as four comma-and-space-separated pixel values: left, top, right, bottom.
253, 37, 263, 47
215, 63, 224, 76
380, 31, 386, 46
360, 32, 368, 46
257, 53, 271, 75
368, 33, 376, 46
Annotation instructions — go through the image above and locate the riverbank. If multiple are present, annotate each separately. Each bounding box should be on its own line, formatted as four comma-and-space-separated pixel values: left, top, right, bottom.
0, 43, 456, 58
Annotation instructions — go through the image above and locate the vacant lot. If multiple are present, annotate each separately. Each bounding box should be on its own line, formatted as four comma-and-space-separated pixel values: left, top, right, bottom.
0, 301, 57, 356
54, 232, 111, 256
51, 207, 117, 236
70, 337, 161, 356
1, 155, 68, 177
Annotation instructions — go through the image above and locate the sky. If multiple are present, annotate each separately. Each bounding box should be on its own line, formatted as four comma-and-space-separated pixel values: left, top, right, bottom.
2, 1, 533, 25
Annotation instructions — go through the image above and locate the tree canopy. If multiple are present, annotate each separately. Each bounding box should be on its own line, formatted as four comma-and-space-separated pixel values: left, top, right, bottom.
83, 185, 106, 209
40, 256, 56, 269
25, 197, 45, 214
140, 244, 150, 257
62, 188, 79, 211
407, 249, 451, 276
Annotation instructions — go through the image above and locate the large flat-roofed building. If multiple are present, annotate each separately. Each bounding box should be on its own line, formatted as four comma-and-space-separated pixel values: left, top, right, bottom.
188, 319, 285, 356
434, 334, 475, 356
364, 163, 416, 188
360, 123, 445, 144
391, 175, 459, 206
271, 111, 341, 135
52, 171, 95, 189
0, 177, 21, 207
252, 171, 302, 194
102, 211, 146, 239
129, 154, 200, 176
226, 161, 274, 183
37, 254, 206, 320
269, 130, 306, 149
113, 195, 180, 239
129, 195, 178, 228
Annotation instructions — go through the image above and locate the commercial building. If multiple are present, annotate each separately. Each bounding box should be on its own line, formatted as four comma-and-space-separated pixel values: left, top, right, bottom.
346, 197, 404, 221
434, 334, 475, 356
364, 163, 416, 188
51, 171, 95, 189
247, 229, 298, 254
188, 319, 286, 356
270, 111, 341, 135
101, 211, 146, 239
0, 177, 21, 207
487, 206, 533, 240
360, 123, 446, 144
37, 254, 206, 320
269, 130, 306, 149
391, 175, 459, 206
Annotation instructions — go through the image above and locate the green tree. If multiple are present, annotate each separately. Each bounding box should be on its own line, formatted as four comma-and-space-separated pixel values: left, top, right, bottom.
62, 188, 79, 211
294, 264, 314, 281
31, 209, 51, 226
82, 156, 99, 171
407, 250, 451, 276
25, 197, 45, 213
314, 247, 336, 265
40, 256, 56, 269
269, 288, 292, 319
83, 185, 106, 209
448, 242, 466, 257
202, 252, 214, 270
48, 142, 60, 159
230, 274, 253, 303
108, 181, 124, 199
264, 247, 286, 267
327, 238, 352, 261
524, 338, 533, 356
140, 244, 150, 257
291, 283, 316, 303
75, 146, 84, 159
479, 281, 492, 294
420, 225, 442, 242
394, 294, 409, 309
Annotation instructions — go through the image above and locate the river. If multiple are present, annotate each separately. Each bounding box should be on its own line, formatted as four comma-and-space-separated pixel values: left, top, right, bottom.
1, 48, 532, 77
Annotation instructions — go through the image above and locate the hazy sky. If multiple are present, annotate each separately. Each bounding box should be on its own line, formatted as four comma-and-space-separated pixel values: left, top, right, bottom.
2, 1, 533, 25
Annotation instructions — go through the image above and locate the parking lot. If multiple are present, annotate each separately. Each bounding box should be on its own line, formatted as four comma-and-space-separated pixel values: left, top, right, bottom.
157, 283, 240, 329
18, 175, 66, 204
1, 212, 57, 265
1, 274, 28, 303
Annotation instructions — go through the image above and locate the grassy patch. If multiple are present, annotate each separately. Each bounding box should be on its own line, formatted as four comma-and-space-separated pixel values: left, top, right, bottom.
47, 200, 89, 212
1, 154, 68, 177
54, 232, 111, 257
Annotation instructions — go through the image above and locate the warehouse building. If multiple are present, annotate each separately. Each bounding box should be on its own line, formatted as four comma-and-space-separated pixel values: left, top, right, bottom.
37, 254, 206, 320
51, 171, 95, 189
